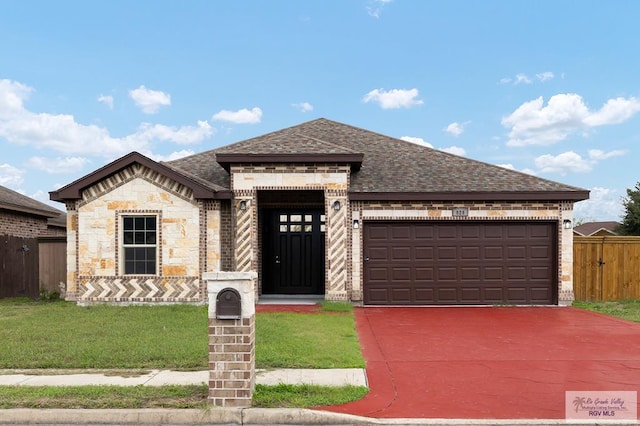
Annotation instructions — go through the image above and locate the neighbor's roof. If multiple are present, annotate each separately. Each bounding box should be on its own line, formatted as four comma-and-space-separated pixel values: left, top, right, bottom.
0, 185, 63, 218
574, 221, 620, 236
168, 118, 589, 201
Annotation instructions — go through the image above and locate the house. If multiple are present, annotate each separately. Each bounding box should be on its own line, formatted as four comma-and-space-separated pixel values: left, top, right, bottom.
573, 221, 621, 237
0, 185, 65, 298
50, 118, 589, 306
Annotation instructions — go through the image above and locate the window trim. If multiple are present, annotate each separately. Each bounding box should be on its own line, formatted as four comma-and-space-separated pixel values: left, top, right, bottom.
117, 211, 162, 276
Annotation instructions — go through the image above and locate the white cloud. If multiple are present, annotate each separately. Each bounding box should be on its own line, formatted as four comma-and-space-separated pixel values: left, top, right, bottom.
292, 102, 314, 113
440, 146, 466, 156
443, 121, 469, 137
533, 149, 626, 175
534, 151, 592, 174
499, 72, 554, 85
129, 85, 171, 114
502, 93, 640, 146
400, 136, 433, 148
366, 0, 393, 18
97, 94, 114, 109
587, 149, 626, 161
0, 163, 24, 188
496, 163, 538, 175
134, 120, 214, 145
0, 79, 214, 158
573, 187, 624, 222
363, 88, 423, 109
152, 150, 196, 162
536, 71, 554, 82
213, 107, 262, 124
26, 156, 89, 174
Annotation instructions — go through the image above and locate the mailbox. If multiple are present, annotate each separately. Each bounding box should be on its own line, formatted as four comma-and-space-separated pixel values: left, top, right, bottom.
216, 288, 241, 319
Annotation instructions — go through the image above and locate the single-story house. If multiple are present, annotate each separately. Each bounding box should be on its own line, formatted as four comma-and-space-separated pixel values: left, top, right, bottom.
573, 221, 620, 237
0, 184, 65, 298
50, 118, 589, 305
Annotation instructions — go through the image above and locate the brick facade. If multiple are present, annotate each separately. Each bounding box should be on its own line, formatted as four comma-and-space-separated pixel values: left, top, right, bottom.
0, 210, 49, 238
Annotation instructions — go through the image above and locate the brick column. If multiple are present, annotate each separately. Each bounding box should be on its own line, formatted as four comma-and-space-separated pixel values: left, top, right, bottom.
204, 271, 257, 407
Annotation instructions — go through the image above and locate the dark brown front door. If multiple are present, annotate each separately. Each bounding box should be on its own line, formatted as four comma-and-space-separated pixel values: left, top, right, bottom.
263, 209, 325, 294
364, 221, 557, 305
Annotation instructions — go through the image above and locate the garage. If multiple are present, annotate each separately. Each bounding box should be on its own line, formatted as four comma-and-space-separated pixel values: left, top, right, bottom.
363, 221, 557, 305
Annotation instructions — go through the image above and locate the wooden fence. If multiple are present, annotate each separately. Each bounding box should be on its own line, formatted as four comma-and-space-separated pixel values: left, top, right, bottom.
0, 235, 39, 298
574, 236, 640, 301
38, 236, 67, 294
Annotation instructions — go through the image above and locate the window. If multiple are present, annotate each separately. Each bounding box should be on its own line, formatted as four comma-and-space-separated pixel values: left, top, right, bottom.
122, 215, 157, 275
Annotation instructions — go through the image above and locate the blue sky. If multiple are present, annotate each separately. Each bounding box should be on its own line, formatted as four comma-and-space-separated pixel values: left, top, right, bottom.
1, 1, 638, 221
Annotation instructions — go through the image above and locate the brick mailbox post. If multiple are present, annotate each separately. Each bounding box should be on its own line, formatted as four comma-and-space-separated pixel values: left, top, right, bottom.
203, 271, 257, 407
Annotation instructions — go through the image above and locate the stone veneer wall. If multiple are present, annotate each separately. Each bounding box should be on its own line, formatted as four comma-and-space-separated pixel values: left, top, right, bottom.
65, 164, 208, 303
229, 164, 351, 300
351, 200, 575, 305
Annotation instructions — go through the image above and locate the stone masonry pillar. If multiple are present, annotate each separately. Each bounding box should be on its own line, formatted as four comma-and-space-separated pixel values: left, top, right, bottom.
204, 271, 257, 407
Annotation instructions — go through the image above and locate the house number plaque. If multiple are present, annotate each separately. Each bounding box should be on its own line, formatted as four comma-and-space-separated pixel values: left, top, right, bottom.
452, 207, 469, 217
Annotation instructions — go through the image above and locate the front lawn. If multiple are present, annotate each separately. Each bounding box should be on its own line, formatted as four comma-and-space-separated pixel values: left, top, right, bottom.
573, 299, 640, 323
0, 299, 364, 369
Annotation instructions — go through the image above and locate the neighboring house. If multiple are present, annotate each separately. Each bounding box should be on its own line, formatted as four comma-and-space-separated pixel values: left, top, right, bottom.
50, 118, 589, 306
0, 185, 65, 298
573, 221, 621, 237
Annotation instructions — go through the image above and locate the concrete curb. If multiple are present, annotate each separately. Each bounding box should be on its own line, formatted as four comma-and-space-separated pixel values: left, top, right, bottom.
0, 409, 638, 425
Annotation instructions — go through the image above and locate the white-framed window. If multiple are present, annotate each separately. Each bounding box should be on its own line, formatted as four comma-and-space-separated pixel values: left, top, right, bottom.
122, 215, 157, 275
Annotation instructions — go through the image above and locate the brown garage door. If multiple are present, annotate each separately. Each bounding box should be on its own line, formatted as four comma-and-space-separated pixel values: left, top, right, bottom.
364, 221, 557, 305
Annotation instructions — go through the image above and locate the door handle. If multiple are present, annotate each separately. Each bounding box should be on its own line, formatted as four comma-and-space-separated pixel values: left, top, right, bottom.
275, 256, 281, 264
365, 257, 369, 262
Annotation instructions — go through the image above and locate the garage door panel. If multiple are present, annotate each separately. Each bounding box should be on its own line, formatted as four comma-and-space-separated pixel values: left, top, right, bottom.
437, 288, 458, 302
461, 288, 481, 302
392, 267, 411, 281
391, 247, 411, 260
438, 247, 457, 260
364, 221, 556, 305
415, 288, 435, 302
415, 247, 434, 260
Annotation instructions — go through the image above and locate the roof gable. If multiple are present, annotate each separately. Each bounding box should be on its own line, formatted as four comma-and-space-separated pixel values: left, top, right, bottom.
50, 152, 231, 202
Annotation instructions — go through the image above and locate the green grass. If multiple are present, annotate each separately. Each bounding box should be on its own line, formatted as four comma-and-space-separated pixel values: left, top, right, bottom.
320, 301, 354, 312
253, 384, 368, 408
0, 384, 367, 409
0, 298, 364, 369
0, 385, 209, 409
256, 312, 364, 368
0, 299, 208, 369
573, 299, 640, 323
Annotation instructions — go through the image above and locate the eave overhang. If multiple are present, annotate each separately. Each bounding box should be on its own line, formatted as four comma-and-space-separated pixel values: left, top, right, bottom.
50, 151, 231, 202
348, 190, 591, 202
0, 202, 61, 218
215, 153, 364, 172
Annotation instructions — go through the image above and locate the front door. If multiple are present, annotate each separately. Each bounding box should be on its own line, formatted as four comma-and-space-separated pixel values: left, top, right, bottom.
263, 209, 325, 294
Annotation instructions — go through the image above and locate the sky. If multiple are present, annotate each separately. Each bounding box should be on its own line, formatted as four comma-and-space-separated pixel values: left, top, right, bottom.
0, 1, 638, 221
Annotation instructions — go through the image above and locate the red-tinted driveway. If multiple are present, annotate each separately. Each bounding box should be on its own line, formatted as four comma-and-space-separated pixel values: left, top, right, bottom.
323, 307, 640, 419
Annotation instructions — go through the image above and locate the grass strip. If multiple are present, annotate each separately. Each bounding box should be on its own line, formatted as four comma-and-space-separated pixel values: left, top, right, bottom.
0, 385, 209, 409
0, 384, 368, 409
253, 384, 368, 408
573, 299, 640, 323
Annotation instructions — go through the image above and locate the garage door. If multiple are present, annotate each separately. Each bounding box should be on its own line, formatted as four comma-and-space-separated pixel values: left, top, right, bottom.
364, 221, 557, 305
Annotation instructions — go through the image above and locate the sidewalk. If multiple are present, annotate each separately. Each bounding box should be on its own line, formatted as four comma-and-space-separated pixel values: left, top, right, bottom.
0, 368, 367, 387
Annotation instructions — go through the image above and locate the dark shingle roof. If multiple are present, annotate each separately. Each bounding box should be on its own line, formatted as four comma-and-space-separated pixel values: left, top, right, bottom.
574, 221, 620, 236
0, 185, 63, 218
167, 118, 588, 201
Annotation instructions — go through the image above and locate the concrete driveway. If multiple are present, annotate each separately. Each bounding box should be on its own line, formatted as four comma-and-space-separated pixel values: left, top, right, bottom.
323, 306, 640, 419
